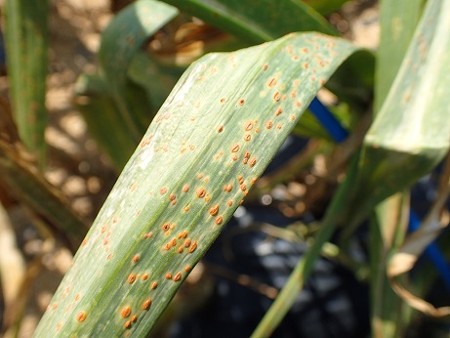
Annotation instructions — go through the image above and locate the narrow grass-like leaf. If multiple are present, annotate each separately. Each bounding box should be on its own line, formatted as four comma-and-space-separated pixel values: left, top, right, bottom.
348, 0, 450, 227
33, 32, 357, 337
4, 0, 49, 167
161, 0, 335, 44
0, 141, 88, 251
98, 0, 179, 142
74, 74, 138, 170
371, 0, 423, 336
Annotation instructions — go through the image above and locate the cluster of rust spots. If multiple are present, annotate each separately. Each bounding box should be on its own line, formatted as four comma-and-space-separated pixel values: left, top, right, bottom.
76, 311, 87, 323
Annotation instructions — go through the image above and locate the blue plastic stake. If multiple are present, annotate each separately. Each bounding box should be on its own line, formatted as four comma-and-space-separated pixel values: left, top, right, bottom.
308, 97, 348, 143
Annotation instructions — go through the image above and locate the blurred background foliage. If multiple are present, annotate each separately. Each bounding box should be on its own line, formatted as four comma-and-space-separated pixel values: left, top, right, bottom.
0, 0, 449, 337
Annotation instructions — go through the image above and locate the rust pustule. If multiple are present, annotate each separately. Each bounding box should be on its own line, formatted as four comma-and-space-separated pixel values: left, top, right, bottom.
142, 298, 152, 311
120, 306, 132, 318
76, 311, 87, 323
209, 204, 219, 216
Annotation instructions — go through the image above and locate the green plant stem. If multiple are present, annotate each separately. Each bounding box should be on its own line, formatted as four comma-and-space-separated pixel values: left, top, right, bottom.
251, 153, 359, 338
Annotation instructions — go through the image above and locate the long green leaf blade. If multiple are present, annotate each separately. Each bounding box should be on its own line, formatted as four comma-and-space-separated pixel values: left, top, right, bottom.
371, 0, 423, 336
4, 0, 49, 168
161, 0, 336, 44
98, 0, 179, 142
34, 32, 357, 337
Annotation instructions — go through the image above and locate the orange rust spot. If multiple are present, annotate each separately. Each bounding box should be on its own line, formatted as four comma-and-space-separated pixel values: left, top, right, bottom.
243, 158, 248, 164
215, 216, 224, 225
238, 99, 245, 106
217, 125, 224, 133
244, 134, 251, 142
189, 241, 198, 253
121, 306, 132, 318
170, 238, 177, 247
251, 177, 257, 184
182, 184, 190, 193
249, 158, 257, 168
107, 253, 113, 260
150, 281, 158, 290
131, 315, 138, 323
265, 120, 273, 129
277, 123, 283, 130
184, 264, 192, 272
289, 114, 296, 122
244, 151, 250, 159
197, 173, 204, 179
220, 97, 226, 103
273, 92, 281, 102
124, 320, 132, 329
227, 200, 233, 207
142, 298, 152, 311
275, 107, 283, 116
162, 223, 171, 232
267, 77, 277, 88
81, 238, 88, 247
244, 121, 254, 131
205, 194, 212, 203
173, 272, 182, 282
131, 254, 140, 263
169, 193, 176, 201
183, 205, 191, 213
178, 230, 189, 239
127, 274, 137, 284
184, 239, 192, 248
196, 187, 206, 198
160, 187, 167, 195
143, 232, 153, 239
303, 63, 309, 69
142, 273, 149, 281
232, 155, 238, 161
165, 273, 173, 280
177, 246, 184, 253
223, 184, 233, 192
76, 311, 87, 323
209, 204, 219, 216
262, 63, 269, 71
75, 294, 80, 301
238, 175, 244, 184
231, 144, 240, 153
295, 100, 302, 108
240, 184, 247, 192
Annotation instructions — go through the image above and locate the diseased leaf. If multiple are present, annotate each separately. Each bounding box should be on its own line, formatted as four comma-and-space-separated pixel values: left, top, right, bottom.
34, 32, 357, 337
